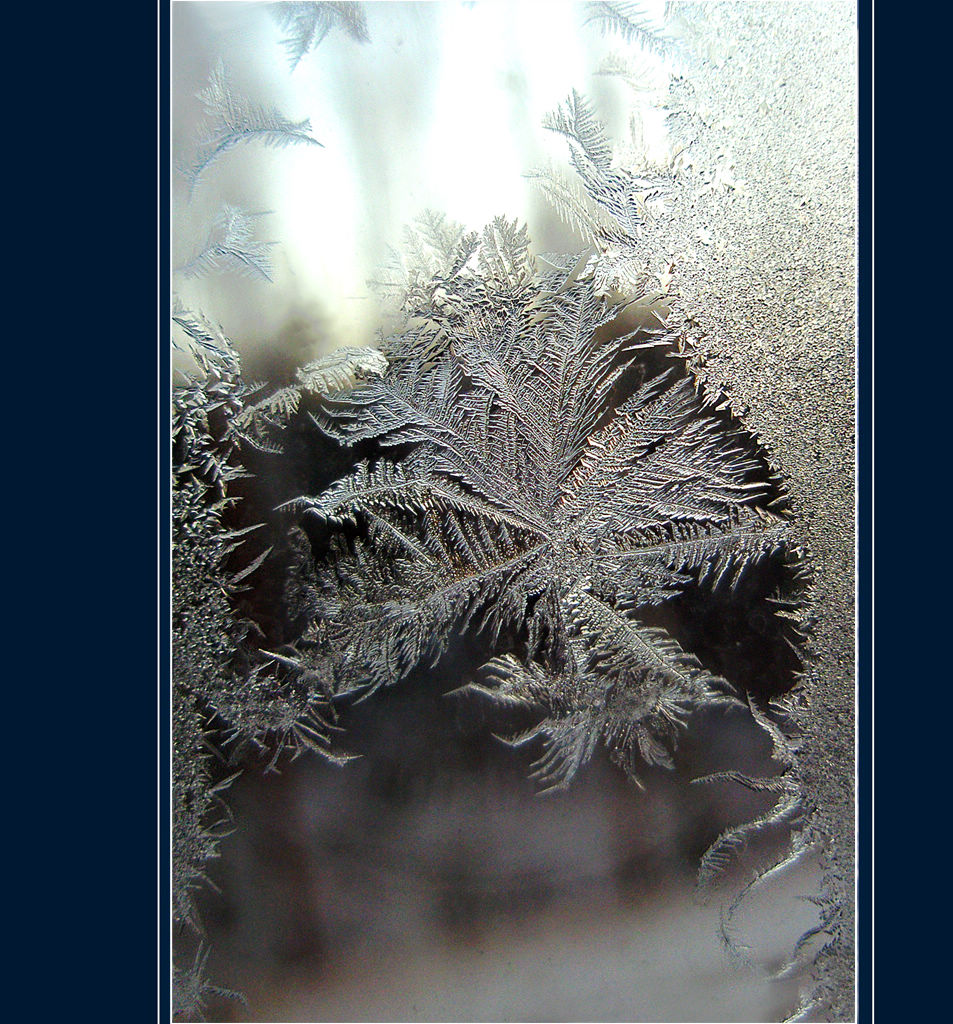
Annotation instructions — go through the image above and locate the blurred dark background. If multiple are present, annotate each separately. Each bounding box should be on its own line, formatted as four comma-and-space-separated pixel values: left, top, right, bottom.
182, 677, 821, 1021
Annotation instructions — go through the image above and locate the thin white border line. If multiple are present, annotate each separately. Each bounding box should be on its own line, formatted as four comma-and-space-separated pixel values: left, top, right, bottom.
852, 7, 866, 1021
157, 2, 163, 1021
163, 2, 173, 1017
868, 2, 874, 1021
160, 5, 869, 1020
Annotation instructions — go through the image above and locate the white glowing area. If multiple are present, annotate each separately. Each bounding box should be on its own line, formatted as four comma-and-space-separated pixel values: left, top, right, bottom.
174, 0, 671, 355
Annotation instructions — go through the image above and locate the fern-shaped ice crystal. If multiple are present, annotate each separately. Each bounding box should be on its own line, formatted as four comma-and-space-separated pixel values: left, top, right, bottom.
180, 59, 322, 191
289, 225, 796, 790
270, 2, 370, 69
177, 204, 277, 282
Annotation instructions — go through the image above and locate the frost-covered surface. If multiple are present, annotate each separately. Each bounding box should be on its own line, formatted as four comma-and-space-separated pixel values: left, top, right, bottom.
171, 2, 856, 1020
658, 3, 857, 1017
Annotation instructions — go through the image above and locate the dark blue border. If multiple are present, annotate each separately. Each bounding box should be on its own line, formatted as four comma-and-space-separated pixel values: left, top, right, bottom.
12, 0, 163, 1009
37, 1, 165, 1018
867, 0, 939, 1017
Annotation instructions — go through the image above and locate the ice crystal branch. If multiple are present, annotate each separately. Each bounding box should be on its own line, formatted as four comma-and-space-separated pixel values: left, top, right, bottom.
584, 1, 682, 61
177, 204, 277, 282
180, 59, 322, 191
269, 1, 370, 69
290, 222, 802, 790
